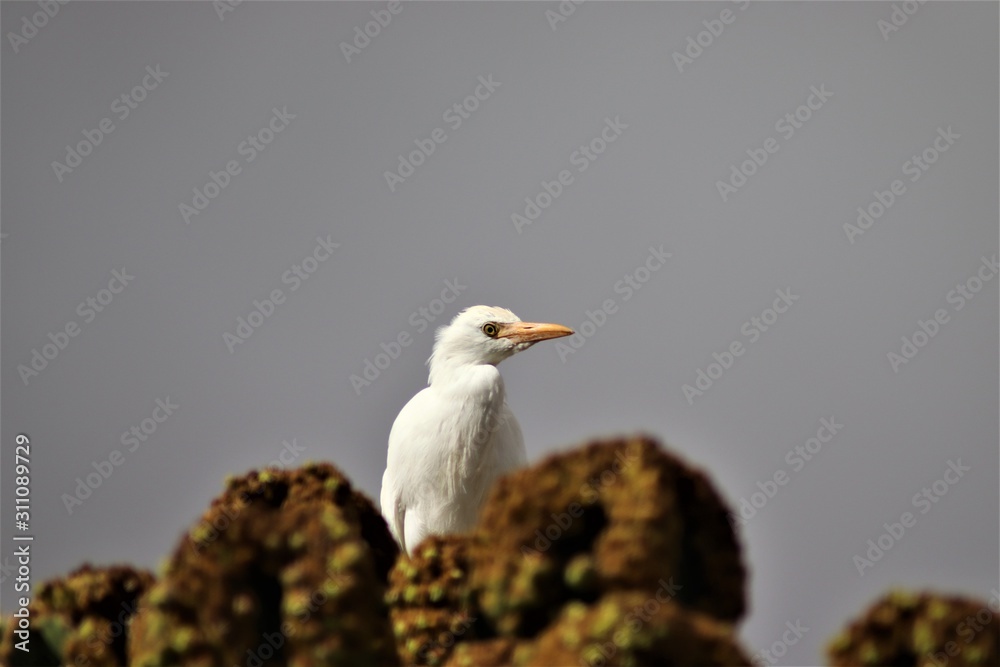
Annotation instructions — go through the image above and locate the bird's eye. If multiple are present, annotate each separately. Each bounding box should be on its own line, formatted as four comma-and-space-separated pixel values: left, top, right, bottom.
482, 323, 499, 337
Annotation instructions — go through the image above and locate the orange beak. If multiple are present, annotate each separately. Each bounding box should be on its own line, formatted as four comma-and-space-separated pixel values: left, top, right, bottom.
497, 321, 574, 344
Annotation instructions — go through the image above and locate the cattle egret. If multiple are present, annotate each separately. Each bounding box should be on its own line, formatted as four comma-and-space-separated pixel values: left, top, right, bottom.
380, 305, 573, 554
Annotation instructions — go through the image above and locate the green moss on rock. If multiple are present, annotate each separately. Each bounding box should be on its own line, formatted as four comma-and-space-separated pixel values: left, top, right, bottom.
467, 436, 746, 636
0, 564, 153, 666
387, 535, 481, 665
827, 589, 1000, 667
127, 462, 399, 666
441, 637, 521, 667
520, 592, 751, 666
438, 592, 750, 667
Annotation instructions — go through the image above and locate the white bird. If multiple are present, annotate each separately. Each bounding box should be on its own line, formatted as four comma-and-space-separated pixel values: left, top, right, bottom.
380, 305, 573, 554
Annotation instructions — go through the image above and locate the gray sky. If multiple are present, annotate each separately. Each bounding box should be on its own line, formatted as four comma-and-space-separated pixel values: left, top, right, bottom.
2, 2, 997, 665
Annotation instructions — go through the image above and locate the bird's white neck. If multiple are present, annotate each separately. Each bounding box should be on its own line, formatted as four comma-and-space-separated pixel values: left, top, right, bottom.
428, 360, 506, 400
428, 341, 507, 387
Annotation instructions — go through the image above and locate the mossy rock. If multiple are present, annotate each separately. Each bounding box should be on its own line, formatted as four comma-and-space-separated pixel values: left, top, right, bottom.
468, 436, 746, 636
827, 589, 1000, 667
127, 462, 400, 666
442, 637, 521, 667
0, 563, 153, 666
440, 592, 749, 667
387, 535, 482, 665
520, 592, 751, 666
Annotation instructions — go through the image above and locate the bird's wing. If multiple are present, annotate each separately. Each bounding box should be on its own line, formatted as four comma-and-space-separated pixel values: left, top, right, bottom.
380, 467, 407, 553
382, 387, 445, 554
494, 402, 528, 469
403, 508, 427, 555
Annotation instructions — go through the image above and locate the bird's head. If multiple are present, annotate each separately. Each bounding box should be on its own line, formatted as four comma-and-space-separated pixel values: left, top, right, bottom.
428, 306, 574, 384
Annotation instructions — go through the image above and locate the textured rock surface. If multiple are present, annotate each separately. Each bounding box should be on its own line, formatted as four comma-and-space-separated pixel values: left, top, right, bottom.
442, 637, 521, 667
520, 592, 751, 666
0, 564, 153, 667
395, 436, 751, 665
127, 462, 399, 666
387, 535, 481, 666
10, 437, 986, 667
438, 592, 750, 667
467, 436, 746, 636
827, 589, 1000, 667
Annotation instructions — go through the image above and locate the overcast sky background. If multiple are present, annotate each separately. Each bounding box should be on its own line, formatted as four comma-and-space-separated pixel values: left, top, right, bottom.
2, 2, 997, 664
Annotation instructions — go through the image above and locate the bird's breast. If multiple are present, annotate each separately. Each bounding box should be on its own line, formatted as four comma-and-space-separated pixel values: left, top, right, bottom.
389, 365, 522, 535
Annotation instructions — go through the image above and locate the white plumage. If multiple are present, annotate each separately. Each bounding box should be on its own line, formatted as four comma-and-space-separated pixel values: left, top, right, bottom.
380, 305, 573, 554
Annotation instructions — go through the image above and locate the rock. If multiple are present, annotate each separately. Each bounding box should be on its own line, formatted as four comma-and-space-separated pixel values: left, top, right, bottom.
827, 589, 1000, 667
442, 637, 521, 667
467, 436, 746, 636
520, 592, 751, 666
439, 592, 750, 667
0, 563, 153, 667
387, 535, 481, 665
127, 462, 399, 666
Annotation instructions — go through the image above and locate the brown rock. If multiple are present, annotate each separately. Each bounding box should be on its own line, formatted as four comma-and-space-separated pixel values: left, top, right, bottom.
387, 535, 481, 665
0, 563, 153, 667
467, 436, 746, 636
127, 462, 400, 666
827, 589, 1000, 667
442, 637, 522, 667
519, 592, 751, 666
